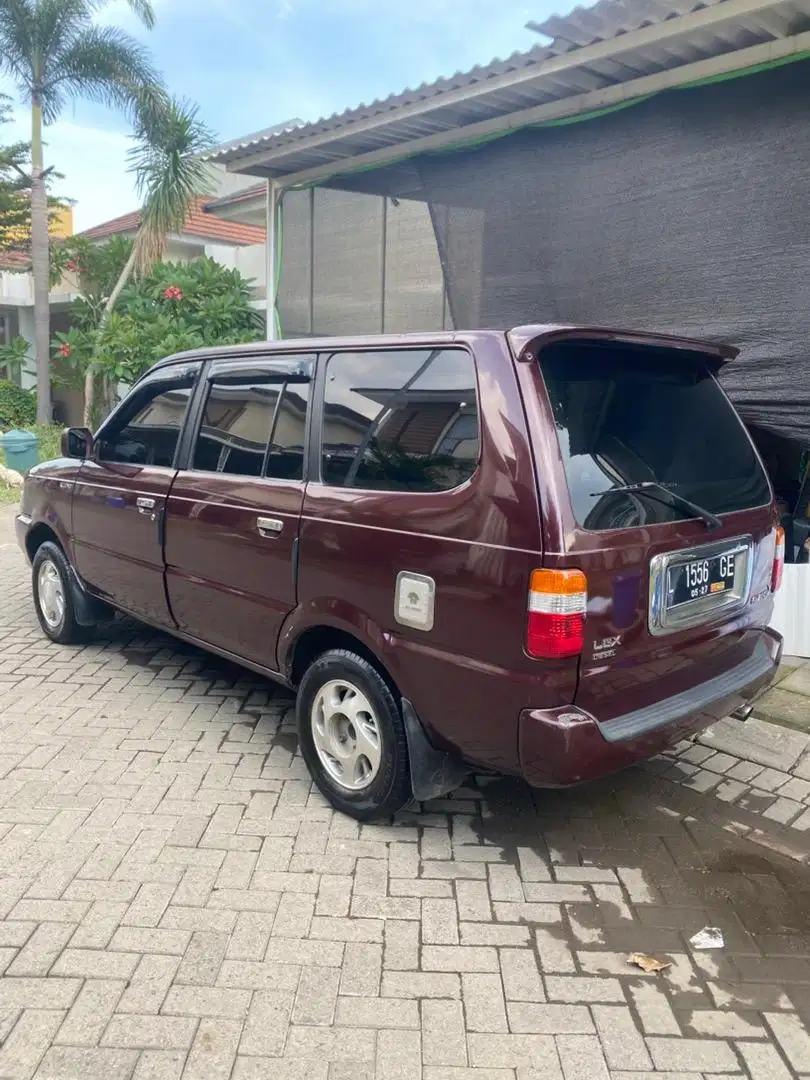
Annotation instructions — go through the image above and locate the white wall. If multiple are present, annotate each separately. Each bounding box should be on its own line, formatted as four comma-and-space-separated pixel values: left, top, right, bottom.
0, 273, 33, 304
208, 165, 263, 199
204, 242, 266, 295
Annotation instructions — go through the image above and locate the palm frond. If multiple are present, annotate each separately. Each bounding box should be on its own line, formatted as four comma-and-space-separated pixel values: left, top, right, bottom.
32, 0, 92, 74
0, 0, 36, 90
128, 97, 217, 274
44, 24, 163, 123
89, 0, 156, 30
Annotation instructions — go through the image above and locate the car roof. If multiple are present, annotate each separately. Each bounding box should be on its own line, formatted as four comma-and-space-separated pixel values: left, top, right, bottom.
146, 324, 736, 377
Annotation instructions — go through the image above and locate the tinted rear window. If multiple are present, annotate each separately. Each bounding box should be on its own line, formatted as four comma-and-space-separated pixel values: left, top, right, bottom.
539, 342, 771, 530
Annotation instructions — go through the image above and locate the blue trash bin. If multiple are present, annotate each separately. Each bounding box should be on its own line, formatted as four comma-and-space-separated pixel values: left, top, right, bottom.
1, 429, 40, 474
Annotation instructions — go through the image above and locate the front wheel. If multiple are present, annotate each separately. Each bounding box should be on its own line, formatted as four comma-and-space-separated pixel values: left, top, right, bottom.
32, 542, 94, 645
296, 649, 412, 821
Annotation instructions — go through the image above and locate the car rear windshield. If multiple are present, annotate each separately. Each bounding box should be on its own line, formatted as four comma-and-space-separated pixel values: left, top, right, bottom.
538, 341, 771, 531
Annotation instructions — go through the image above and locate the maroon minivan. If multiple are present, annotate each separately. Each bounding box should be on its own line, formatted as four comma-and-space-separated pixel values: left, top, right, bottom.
17, 326, 783, 819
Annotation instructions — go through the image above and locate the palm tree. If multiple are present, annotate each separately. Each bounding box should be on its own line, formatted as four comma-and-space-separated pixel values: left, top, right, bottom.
0, 0, 163, 423
83, 95, 215, 423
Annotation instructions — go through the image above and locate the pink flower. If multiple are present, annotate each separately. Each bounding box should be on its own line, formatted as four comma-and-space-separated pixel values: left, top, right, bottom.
59, 343, 72, 358
163, 285, 183, 301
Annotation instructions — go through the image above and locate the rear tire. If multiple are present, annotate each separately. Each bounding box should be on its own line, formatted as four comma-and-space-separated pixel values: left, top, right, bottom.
32, 542, 94, 645
296, 649, 411, 821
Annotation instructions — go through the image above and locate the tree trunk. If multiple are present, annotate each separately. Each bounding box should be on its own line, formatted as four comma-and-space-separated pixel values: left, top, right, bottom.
30, 97, 51, 425
83, 243, 137, 427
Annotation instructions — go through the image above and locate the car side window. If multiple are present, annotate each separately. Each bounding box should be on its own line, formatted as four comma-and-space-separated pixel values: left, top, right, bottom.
97, 376, 194, 468
192, 376, 310, 481
321, 347, 479, 491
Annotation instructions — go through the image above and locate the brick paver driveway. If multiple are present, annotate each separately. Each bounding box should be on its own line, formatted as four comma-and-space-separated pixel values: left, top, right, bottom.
3, 505, 810, 1080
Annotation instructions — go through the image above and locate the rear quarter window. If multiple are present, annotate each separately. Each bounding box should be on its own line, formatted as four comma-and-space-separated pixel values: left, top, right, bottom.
320, 347, 479, 492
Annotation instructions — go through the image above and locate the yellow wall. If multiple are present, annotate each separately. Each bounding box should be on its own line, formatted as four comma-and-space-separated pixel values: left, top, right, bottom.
5, 203, 73, 243
49, 206, 73, 239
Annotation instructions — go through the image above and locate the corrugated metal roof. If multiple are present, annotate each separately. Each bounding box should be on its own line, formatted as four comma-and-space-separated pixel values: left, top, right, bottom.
208, 119, 305, 159
209, 0, 810, 182
208, 44, 553, 167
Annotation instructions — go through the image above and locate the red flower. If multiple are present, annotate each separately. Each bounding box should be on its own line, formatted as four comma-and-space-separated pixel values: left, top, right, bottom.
163, 285, 183, 301
66, 259, 78, 272
59, 343, 72, 358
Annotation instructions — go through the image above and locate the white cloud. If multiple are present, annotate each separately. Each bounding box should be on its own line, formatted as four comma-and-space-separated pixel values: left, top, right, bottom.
2, 100, 138, 230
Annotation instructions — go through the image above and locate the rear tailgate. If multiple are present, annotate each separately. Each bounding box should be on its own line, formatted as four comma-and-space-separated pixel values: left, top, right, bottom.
511, 330, 778, 729
571, 517, 777, 729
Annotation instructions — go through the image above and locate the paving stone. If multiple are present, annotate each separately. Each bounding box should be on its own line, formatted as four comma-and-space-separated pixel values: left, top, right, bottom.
592, 1004, 652, 1069
763, 796, 805, 824
422, 945, 499, 972
701, 716, 809, 772
339, 942, 382, 997
736, 1039, 794, 1080
376, 1027, 422, 1080
422, 898, 460, 945
757, 687, 810, 732
467, 1033, 562, 1075
239, 989, 294, 1056
102, 1015, 198, 1050
8, 922, 75, 978
54, 979, 126, 1046
162, 984, 251, 1020
131, 1049, 186, 1080
421, 1000, 467, 1066
284, 1025, 375, 1062
381, 971, 461, 999
628, 983, 681, 1036
499, 948, 545, 1002
545, 976, 625, 1003
35, 1046, 139, 1080
117, 954, 181, 1014
555, 1033, 610, 1080
506, 1003, 594, 1034
462, 973, 508, 1033
233, 1062, 328, 1080
646, 1035, 738, 1072
0, 1010, 66, 1078
334, 995, 419, 1029
293, 966, 340, 1025
765, 1010, 810, 1072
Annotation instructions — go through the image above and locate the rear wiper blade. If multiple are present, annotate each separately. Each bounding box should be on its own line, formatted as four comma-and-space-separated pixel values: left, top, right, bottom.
593, 481, 723, 530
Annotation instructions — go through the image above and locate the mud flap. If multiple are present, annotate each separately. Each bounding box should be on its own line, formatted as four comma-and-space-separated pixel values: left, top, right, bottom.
402, 697, 470, 802
65, 563, 111, 627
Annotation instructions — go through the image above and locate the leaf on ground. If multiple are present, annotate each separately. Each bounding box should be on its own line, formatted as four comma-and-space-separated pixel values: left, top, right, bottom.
627, 952, 672, 974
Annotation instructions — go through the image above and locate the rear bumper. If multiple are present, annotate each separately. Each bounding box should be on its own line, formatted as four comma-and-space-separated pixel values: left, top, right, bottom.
518, 628, 782, 787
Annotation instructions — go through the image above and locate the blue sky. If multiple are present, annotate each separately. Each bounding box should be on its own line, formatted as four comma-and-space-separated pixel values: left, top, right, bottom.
1, 0, 561, 230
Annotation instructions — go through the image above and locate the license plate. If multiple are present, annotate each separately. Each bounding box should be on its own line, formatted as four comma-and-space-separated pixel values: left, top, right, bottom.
667, 550, 738, 608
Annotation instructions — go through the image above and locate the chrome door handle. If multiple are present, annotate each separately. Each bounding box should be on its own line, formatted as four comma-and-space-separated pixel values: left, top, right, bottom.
257, 516, 283, 537
136, 496, 156, 518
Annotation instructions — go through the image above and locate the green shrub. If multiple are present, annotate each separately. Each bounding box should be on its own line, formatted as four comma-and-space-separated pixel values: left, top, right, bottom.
0, 380, 36, 430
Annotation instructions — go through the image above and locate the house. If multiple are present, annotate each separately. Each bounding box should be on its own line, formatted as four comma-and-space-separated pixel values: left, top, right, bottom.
77, 194, 266, 298
1, 166, 268, 423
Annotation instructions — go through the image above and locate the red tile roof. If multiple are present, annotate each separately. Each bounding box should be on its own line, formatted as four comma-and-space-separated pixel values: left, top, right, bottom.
80, 196, 265, 246
0, 251, 31, 270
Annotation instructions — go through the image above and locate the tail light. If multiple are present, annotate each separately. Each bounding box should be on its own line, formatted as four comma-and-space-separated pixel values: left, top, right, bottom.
772, 525, 785, 592
527, 569, 587, 659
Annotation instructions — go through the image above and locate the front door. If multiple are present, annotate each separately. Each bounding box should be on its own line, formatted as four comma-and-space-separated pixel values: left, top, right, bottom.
71, 366, 198, 626
164, 355, 313, 669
